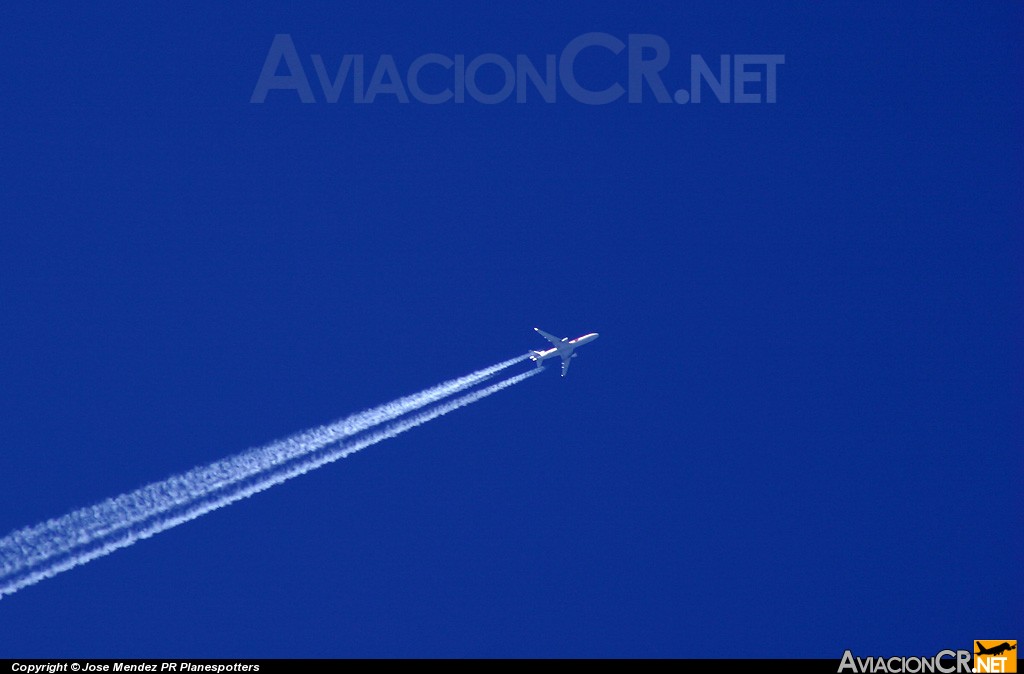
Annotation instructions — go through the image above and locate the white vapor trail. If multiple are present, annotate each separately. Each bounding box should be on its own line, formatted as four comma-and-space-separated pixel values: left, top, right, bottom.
0, 358, 538, 600
0, 354, 526, 580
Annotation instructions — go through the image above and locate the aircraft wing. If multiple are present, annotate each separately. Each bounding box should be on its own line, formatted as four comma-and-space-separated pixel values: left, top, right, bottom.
561, 354, 572, 377
534, 327, 563, 347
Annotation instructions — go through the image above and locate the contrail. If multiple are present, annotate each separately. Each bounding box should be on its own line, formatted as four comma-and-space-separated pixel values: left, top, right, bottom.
0, 364, 540, 600
0, 354, 527, 582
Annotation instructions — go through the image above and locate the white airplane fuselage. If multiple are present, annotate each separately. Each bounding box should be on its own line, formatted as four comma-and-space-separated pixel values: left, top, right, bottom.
529, 328, 600, 376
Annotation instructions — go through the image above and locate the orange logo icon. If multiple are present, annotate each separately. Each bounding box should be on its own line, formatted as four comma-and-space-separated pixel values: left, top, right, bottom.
975, 640, 1017, 673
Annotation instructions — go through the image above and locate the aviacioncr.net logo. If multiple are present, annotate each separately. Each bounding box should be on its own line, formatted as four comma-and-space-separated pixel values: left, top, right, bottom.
250, 33, 784, 105
838, 649, 973, 673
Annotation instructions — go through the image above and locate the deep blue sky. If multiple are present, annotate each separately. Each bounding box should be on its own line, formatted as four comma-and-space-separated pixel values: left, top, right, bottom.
1, 2, 1021, 658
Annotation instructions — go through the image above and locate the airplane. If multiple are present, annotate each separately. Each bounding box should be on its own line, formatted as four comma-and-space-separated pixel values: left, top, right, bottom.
975, 642, 1016, 657
529, 327, 600, 377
